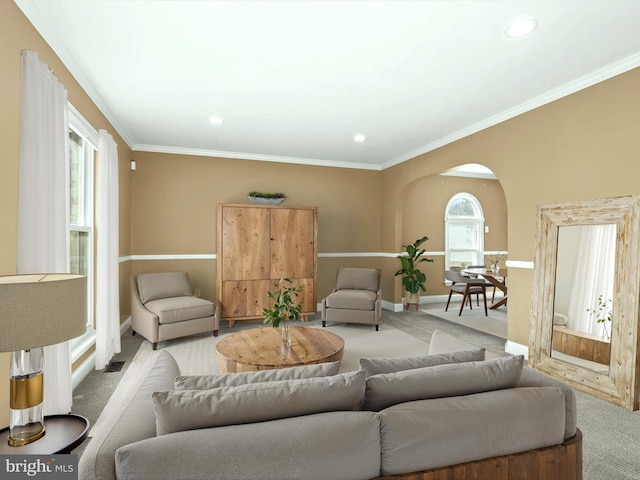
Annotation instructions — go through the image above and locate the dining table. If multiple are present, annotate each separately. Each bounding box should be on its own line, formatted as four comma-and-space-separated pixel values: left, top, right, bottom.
463, 267, 508, 309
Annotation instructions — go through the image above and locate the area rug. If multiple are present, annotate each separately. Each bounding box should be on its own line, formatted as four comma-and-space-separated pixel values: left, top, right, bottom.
89, 322, 429, 438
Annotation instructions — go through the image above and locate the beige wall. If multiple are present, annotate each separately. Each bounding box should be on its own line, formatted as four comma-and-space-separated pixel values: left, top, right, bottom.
128, 152, 508, 306
382, 66, 640, 346
0, 2, 132, 428
129, 151, 384, 302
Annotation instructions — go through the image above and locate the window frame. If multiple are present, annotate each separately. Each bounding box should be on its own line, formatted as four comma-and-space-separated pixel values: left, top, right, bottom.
68, 104, 97, 363
444, 192, 485, 273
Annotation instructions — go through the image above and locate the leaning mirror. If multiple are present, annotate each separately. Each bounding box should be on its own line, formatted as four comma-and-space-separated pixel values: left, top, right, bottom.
529, 196, 640, 410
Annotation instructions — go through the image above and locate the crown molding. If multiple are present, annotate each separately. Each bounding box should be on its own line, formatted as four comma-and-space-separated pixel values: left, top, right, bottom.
380, 51, 640, 170
131, 144, 381, 170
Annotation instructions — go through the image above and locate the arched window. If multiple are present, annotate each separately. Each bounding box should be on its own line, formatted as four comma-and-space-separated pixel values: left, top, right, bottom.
445, 193, 484, 270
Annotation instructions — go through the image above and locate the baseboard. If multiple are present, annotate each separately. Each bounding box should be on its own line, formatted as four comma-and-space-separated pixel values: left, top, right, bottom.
505, 340, 528, 357
384, 293, 506, 313
72, 316, 132, 390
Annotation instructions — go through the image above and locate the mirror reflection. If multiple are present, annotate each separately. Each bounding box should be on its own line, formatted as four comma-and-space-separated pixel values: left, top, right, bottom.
552, 224, 616, 373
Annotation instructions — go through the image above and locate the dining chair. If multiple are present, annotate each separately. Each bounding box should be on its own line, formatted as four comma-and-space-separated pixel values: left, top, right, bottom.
444, 270, 488, 316
465, 265, 497, 302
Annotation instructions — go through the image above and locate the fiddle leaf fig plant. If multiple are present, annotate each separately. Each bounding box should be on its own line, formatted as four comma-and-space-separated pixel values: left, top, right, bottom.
395, 236, 434, 294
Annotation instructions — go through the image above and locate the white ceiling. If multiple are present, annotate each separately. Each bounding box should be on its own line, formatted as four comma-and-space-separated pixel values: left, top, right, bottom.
15, 0, 640, 170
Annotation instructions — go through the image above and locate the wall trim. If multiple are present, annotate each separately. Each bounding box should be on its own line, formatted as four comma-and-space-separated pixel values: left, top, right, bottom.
318, 252, 387, 258
506, 260, 534, 269
120, 254, 216, 262
505, 340, 529, 358
119, 250, 511, 262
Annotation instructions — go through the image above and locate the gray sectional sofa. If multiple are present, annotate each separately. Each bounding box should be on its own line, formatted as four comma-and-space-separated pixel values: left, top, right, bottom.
78, 330, 582, 480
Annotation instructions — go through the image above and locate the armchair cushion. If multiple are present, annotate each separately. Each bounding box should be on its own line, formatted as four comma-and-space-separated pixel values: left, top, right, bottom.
325, 290, 377, 311
144, 296, 216, 324
335, 268, 379, 292
137, 272, 192, 304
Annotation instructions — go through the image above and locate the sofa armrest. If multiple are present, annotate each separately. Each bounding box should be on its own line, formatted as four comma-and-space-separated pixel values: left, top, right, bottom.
79, 351, 181, 480
130, 275, 160, 342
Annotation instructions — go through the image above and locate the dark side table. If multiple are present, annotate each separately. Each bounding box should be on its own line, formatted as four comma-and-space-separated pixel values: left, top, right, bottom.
0, 414, 89, 454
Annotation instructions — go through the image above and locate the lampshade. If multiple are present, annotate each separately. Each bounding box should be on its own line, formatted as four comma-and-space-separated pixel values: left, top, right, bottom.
0, 274, 87, 352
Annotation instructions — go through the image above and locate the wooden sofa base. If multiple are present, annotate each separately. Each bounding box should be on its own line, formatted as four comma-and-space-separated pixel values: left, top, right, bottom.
375, 429, 582, 480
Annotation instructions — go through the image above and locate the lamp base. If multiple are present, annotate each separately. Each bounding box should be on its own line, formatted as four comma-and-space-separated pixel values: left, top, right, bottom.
8, 424, 46, 446
8, 348, 45, 447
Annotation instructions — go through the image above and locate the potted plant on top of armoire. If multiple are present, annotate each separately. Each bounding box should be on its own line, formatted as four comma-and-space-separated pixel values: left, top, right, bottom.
395, 236, 433, 310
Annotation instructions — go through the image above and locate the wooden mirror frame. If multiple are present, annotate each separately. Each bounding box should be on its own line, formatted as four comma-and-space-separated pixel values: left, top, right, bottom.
529, 195, 640, 410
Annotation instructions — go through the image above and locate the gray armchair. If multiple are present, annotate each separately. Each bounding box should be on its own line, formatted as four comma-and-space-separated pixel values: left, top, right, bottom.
322, 268, 381, 331
131, 272, 219, 350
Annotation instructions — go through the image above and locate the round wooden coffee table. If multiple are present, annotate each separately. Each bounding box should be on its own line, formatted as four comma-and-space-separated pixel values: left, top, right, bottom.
216, 326, 344, 373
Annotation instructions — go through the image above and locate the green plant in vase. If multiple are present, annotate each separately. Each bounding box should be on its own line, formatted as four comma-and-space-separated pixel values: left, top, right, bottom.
395, 236, 434, 307
263, 278, 303, 347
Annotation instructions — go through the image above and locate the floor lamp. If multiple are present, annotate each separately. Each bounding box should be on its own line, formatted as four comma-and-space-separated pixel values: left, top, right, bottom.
0, 274, 86, 447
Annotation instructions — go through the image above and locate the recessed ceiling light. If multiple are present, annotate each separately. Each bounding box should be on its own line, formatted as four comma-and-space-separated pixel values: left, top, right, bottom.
504, 17, 539, 38
353, 134, 366, 143
208, 115, 224, 125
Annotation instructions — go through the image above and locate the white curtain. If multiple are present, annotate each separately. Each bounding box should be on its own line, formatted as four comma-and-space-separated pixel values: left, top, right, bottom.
567, 224, 616, 336
95, 130, 121, 369
17, 50, 73, 415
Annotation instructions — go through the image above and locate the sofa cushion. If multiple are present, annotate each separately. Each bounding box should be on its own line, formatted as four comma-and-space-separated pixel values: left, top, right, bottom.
153, 370, 366, 436
378, 387, 566, 475
336, 268, 378, 291
116, 411, 381, 480
359, 350, 486, 378
325, 290, 377, 310
137, 272, 192, 304
144, 296, 215, 324
362, 355, 524, 411
174, 361, 341, 390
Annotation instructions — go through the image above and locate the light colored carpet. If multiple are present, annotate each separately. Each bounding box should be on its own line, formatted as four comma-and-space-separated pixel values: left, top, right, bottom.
421, 303, 507, 339
89, 322, 429, 438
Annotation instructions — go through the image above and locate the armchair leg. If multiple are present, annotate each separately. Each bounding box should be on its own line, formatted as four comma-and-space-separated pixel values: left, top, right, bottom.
322, 321, 326, 327
152, 342, 158, 351
213, 329, 219, 337
375, 325, 379, 331
132, 330, 136, 336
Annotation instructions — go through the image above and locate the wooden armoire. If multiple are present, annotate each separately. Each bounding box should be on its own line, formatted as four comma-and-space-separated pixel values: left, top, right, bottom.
216, 203, 318, 327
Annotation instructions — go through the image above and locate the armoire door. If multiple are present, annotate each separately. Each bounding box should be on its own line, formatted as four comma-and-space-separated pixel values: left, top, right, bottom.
269, 208, 316, 279
221, 206, 270, 281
